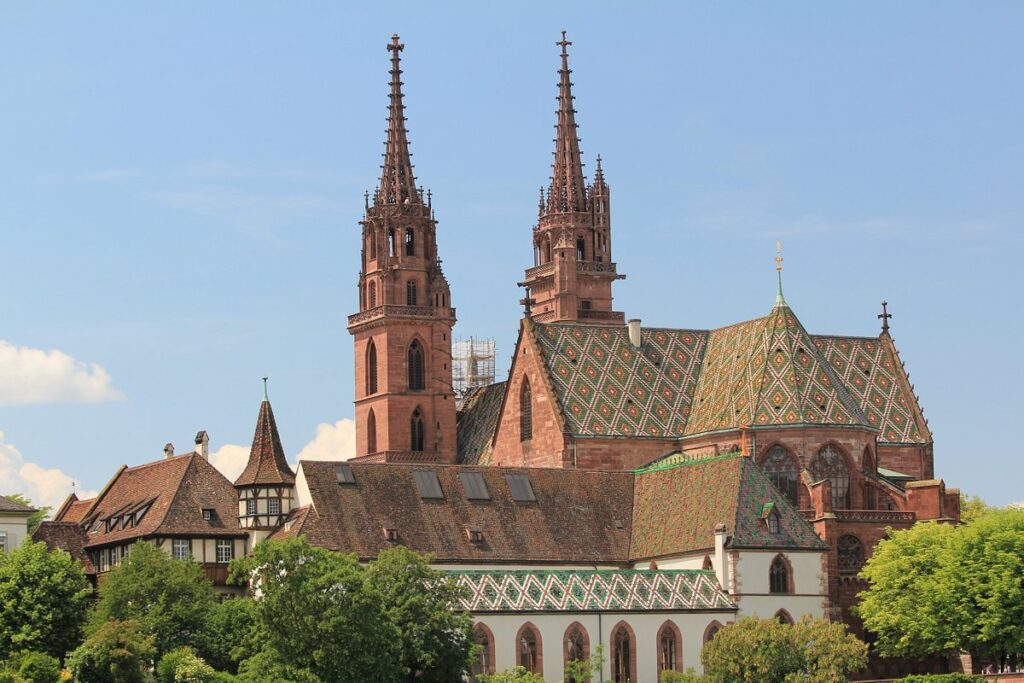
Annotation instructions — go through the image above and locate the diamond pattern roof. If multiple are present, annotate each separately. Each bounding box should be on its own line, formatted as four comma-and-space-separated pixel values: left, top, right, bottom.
449, 569, 734, 612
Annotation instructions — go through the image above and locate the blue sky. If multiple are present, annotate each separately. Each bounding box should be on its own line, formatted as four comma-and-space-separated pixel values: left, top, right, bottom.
1, 2, 1021, 508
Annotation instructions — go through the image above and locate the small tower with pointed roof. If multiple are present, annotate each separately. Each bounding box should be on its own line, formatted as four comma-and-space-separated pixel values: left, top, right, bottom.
235, 380, 295, 544
347, 35, 457, 462
522, 33, 625, 325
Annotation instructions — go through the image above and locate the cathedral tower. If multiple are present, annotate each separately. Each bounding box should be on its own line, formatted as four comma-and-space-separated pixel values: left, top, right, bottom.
521, 33, 625, 324
347, 35, 457, 463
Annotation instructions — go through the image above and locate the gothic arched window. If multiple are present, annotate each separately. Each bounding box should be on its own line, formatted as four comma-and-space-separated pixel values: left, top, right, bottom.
517, 623, 541, 674
658, 621, 682, 673
410, 409, 425, 452
519, 379, 532, 442
544, 238, 552, 263
472, 623, 495, 678
408, 340, 425, 391
837, 534, 865, 574
809, 445, 851, 509
704, 622, 721, 644
368, 281, 377, 309
702, 555, 713, 571
405, 228, 415, 256
366, 409, 377, 454
564, 623, 588, 682
611, 623, 635, 683
769, 555, 791, 594
388, 228, 396, 257
406, 280, 418, 306
366, 340, 378, 395
576, 236, 586, 261
762, 445, 800, 507
775, 609, 794, 625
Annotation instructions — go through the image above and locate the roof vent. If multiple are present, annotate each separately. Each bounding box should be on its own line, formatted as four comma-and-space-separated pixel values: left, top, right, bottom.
627, 319, 642, 348
163, 443, 174, 459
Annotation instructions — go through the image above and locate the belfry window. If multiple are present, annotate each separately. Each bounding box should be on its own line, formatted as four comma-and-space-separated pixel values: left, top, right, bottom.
769, 555, 791, 594
408, 340, 425, 391
837, 534, 865, 573
809, 445, 851, 509
367, 340, 378, 394
406, 280, 417, 306
763, 445, 800, 507
410, 409, 425, 452
368, 281, 377, 309
366, 409, 377, 454
519, 379, 532, 442
405, 228, 415, 256
576, 236, 585, 261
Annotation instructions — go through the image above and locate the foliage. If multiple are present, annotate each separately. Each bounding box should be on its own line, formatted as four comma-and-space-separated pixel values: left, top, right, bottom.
195, 598, 258, 674
661, 669, 706, 683
478, 666, 547, 683
169, 653, 217, 683
157, 648, 199, 683
66, 619, 156, 683
0, 541, 91, 660
959, 493, 992, 524
859, 511, 1024, 663
563, 644, 605, 683
899, 676, 983, 682
701, 616, 867, 683
365, 546, 474, 683
3, 495, 50, 533
230, 537, 400, 683
0, 670, 18, 683
15, 651, 61, 683
234, 651, 320, 683
88, 541, 216, 660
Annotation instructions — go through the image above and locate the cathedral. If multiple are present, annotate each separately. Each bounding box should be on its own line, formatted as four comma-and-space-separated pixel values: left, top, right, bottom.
34, 34, 960, 682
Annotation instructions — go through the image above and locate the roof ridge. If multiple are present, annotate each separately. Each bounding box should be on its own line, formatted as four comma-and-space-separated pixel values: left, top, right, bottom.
635, 451, 744, 474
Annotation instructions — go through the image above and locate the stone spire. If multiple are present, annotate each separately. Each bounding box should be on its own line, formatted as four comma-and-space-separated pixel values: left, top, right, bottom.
547, 31, 587, 214
377, 34, 419, 206
234, 391, 295, 486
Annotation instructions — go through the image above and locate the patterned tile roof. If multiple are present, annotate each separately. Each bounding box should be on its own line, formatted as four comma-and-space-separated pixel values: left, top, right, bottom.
449, 569, 734, 613
630, 454, 827, 560
532, 323, 708, 438
812, 335, 930, 444
685, 303, 868, 435
235, 399, 296, 487
457, 381, 506, 464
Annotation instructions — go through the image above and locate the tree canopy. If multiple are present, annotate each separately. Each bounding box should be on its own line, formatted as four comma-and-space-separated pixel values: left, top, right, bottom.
66, 619, 156, 683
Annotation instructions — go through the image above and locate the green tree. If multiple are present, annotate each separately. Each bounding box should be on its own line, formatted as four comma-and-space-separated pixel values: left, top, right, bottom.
66, 619, 156, 683
88, 541, 216, 659
0, 541, 91, 660
959, 493, 992, 524
195, 597, 258, 674
13, 651, 61, 683
3, 495, 50, 533
478, 666, 546, 683
563, 644, 605, 683
858, 511, 1024, 665
365, 546, 474, 683
701, 616, 867, 683
230, 537, 400, 683
235, 651, 320, 683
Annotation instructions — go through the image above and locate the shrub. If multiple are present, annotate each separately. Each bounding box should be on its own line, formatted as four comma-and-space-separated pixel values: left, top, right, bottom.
900, 676, 983, 682
17, 652, 61, 683
66, 620, 156, 683
157, 648, 198, 683
661, 669, 706, 682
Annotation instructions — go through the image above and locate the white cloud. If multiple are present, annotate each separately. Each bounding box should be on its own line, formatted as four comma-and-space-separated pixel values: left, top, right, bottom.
0, 340, 122, 406
208, 444, 251, 482
1010, 501, 1024, 511
296, 419, 357, 462
0, 431, 98, 510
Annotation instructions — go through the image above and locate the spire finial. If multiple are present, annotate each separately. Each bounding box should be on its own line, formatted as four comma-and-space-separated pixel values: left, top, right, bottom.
377, 34, 419, 206
546, 31, 587, 214
878, 301, 892, 335
774, 240, 785, 303
262, 376, 269, 401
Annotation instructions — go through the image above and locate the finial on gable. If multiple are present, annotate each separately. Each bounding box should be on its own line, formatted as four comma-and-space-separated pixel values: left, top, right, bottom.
774, 240, 786, 304
262, 376, 269, 402
878, 301, 892, 335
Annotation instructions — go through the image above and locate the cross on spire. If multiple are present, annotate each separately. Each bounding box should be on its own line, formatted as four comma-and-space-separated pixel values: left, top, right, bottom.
774, 240, 786, 304
378, 34, 419, 206
878, 301, 892, 335
547, 31, 587, 214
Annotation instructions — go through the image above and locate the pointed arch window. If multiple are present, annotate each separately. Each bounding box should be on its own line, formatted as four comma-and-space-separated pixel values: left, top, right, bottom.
770, 555, 792, 594
517, 624, 541, 674
410, 409, 425, 452
406, 280, 418, 306
368, 281, 377, 309
408, 339, 425, 391
405, 228, 415, 256
388, 228, 396, 257
611, 622, 636, 683
837, 534, 865, 573
519, 379, 533, 442
704, 622, 721, 644
657, 621, 682, 673
702, 555, 713, 571
544, 238, 552, 264
809, 445, 851, 509
775, 609, 794, 625
369, 232, 377, 260
472, 623, 495, 678
564, 623, 588, 683
367, 340, 378, 395
762, 445, 800, 507
576, 236, 586, 261
366, 409, 377, 454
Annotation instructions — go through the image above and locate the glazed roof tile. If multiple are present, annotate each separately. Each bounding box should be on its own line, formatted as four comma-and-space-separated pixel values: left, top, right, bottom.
457, 382, 506, 464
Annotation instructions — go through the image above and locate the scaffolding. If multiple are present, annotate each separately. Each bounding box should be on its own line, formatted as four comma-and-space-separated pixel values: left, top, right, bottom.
452, 337, 496, 405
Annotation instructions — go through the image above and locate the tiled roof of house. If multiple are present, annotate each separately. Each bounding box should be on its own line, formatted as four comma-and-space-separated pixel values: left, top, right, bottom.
450, 569, 734, 612
295, 461, 633, 563
532, 322, 707, 439
457, 381, 506, 465
82, 453, 243, 548
31, 521, 95, 574
630, 453, 827, 560
686, 303, 868, 435
812, 334, 930, 444
0, 495, 36, 514
54, 494, 95, 523
235, 399, 295, 487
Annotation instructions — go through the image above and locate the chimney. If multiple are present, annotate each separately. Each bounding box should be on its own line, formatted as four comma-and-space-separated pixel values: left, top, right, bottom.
627, 319, 642, 348
163, 443, 174, 459
713, 522, 731, 594
195, 431, 209, 461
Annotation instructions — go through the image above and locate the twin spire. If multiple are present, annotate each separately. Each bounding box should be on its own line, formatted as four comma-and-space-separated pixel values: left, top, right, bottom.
547, 31, 588, 214
377, 34, 420, 206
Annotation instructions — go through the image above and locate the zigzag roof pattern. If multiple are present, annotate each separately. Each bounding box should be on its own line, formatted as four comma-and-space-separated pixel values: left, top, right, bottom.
449, 569, 734, 612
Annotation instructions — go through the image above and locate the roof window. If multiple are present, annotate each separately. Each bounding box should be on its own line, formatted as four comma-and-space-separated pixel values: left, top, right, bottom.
383, 527, 399, 543
467, 529, 485, 544
505, 474, 537, 502
459, 471, 490, 500
335, 464, 356, 485
202, 509, 214, 522
412, 470, 444, 499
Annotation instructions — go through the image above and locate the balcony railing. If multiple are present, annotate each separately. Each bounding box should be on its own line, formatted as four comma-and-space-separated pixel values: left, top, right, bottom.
201, 563, 231, 586
578, 309, 625, 323
348, 305, 455, 327
577, 260, 618, 275
833, 510, 916, 524
524, 262, 555, 280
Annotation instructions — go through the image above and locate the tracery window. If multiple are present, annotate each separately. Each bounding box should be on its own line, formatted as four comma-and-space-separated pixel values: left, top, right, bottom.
410, 409, 425, 452
368, 281, 377, 308
657, 621, 681, 673
519, 379, 533, 441
576, 236, 586, 261
564, 624, 588, 682
518, 624, 541, 673
366, 409, 377, 454
837, 534, 865, 573
809, 445, 851, 509
406, 280, 418, 306
408, 340, 425, 391
704, 622, 721, 643
367, 340, 378, 394
405, 228, 415, 256
472, 624, 494, 678
611, 623, 634, 683
763, 445, 800, 507
769, 555, 791, 594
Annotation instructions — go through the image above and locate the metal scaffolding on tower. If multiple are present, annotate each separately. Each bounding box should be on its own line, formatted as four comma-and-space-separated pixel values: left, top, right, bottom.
452, 337, 496, 407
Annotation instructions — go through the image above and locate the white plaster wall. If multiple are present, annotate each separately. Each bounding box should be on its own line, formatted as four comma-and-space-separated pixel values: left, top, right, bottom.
731, 551, 827, 621
472, 611, 731, 681
295, 464, 314, 507
0, 514, 30, 551
636, 553, 710, 571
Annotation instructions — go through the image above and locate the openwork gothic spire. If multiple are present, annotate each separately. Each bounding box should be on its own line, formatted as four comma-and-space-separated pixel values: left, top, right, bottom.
548, 31, 587, 213
378, 34, 419, 206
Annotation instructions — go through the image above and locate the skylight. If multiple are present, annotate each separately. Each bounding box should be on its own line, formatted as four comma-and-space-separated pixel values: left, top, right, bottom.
505, 474, 536, 502
335, 464, 356, 485
412, 470, 444, 499
459, 471, 490, 500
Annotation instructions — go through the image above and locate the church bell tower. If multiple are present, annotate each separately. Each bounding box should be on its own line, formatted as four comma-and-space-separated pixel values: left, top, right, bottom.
347, 35, 457, 463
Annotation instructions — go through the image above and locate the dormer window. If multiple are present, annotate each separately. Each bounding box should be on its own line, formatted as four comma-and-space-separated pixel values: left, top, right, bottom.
467, 529, 484, 545
383, 528, 399, 543
202, 509, 214, 522
761, 503, 781, 534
